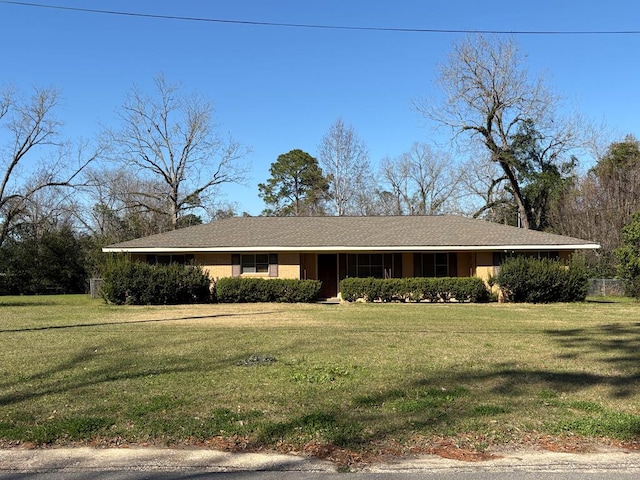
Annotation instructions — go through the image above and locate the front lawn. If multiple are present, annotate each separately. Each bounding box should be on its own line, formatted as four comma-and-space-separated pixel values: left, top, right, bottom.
1, 295, 639, 464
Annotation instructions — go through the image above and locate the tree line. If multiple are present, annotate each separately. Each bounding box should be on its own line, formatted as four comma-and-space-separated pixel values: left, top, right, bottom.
1, 35, 639, 294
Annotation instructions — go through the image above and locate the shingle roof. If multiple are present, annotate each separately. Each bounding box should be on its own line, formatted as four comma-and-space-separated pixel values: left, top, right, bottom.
103, 215, 600, 253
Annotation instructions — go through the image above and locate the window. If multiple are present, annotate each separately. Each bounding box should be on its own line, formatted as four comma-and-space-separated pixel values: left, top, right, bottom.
414, 253, 456, 277
241, 254, 269, 273
346, 253, 396, 279
434, 253, 449, 277
231, 253, 278, 277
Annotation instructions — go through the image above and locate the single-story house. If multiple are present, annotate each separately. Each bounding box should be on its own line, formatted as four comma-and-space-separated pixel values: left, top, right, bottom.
103, 215, 600, 298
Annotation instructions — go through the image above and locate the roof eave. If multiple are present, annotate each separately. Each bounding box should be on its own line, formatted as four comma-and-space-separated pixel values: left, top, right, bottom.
102, 243, 601, 253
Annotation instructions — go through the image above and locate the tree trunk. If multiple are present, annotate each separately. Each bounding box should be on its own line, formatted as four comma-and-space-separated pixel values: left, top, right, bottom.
499, 160, 530, 229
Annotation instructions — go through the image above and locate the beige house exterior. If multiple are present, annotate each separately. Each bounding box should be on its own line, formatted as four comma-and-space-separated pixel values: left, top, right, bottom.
103, 216, 600, 298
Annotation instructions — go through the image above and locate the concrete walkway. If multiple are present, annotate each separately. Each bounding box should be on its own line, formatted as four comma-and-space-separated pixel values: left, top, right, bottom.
1, 447, 640, 474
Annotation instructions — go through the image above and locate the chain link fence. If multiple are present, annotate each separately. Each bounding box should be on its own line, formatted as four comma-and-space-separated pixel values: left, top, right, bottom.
588, 278, 625, 297
89, 278, 104, 298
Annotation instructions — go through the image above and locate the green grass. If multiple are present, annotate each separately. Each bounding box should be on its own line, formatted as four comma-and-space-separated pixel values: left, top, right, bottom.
1, 295, 640, 457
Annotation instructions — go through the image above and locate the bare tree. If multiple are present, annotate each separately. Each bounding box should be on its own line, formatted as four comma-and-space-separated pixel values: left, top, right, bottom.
416, 35, 583, 229
107, 73, 250, 230
552, 136, 640, 255
317, 117, 370, 216
17, 183, 77, 238
378, 156, 407, 215
348, 173, 388, 215
379, 143, 459, 215
403, 142, 459, 215
79, 167, 175, 241
456, 156, 512, 220
0, 84, 96, 247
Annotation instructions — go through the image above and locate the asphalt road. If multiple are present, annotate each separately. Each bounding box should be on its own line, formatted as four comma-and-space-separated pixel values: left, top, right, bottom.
1, 447, 639, 479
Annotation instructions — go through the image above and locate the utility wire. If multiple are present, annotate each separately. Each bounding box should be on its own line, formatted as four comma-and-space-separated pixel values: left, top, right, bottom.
1, 0, 640, 35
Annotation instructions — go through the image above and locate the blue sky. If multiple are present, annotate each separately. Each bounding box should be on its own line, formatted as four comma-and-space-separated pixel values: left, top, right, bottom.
1, 0, 639, 215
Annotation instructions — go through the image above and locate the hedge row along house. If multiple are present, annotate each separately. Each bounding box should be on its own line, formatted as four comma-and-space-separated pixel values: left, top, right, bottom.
103, 215, 600, 299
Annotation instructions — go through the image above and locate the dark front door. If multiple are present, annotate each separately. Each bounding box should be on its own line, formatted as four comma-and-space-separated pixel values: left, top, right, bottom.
318, 254, 338, 298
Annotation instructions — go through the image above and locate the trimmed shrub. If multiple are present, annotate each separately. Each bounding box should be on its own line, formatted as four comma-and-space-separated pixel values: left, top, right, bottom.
561, 257, 591, 301
101, 256, 212, 305
447, 278, 491, 303
494, 256, 589, 303
215, 277, 322, 303
340, 277, 489, 303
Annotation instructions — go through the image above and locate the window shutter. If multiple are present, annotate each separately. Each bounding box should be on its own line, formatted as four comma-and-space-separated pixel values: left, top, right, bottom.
338, 253, 347, 280
449, 252, 458, 277
268, 253, 278, 277
413, 253, 422, 277
393, 253, 403, 278
232, 254, 241, 277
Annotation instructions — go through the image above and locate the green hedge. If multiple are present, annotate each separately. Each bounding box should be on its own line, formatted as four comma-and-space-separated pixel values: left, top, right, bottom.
215, 277, 322, 303
493, 256, 589, 303
340, 277, 489, 303
101, 257, 212, 305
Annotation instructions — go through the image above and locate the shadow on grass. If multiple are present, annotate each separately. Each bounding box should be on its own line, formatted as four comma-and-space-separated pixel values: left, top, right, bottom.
247, 322, 640, 452
546, 322, 640, 358
586, 296, 636, 304
0, 331, 296, 446
4, 320, 640, 453
0, 301, 56, 307
0, 344, 192, 407
239, 366, 501, 453
257, 411, 366, 450
5, 360, 640, 452
541, 322, 640, 399
0, 337, 265, 408
256, 366, 640, 453
0, 311, 280, 333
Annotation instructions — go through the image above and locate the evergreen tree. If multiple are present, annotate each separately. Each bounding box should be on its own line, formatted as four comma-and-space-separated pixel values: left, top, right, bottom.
615, 212, 640, 298
258, 149, 329, 216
